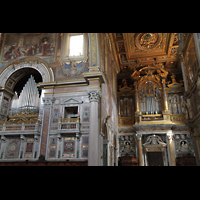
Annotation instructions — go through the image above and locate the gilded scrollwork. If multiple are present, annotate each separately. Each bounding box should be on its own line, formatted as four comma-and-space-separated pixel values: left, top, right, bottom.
135, 33, 162, 50
2, 110, 39, 125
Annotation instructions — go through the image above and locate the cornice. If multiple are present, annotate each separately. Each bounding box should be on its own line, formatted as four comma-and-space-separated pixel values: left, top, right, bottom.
37, 79, 87, 88
82, 71, 106, 84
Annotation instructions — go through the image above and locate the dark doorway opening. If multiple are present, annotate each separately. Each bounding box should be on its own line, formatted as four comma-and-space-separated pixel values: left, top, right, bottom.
147, 152, 164, 166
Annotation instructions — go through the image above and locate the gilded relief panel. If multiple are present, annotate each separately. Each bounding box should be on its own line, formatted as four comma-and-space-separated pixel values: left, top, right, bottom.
125, 33, 169, 60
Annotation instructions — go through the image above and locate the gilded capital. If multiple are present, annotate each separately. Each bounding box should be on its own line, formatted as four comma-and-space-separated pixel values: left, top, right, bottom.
87, 90, 101, 102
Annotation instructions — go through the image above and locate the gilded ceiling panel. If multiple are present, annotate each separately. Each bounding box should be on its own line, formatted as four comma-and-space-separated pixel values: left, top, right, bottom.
111, 33, 180, 72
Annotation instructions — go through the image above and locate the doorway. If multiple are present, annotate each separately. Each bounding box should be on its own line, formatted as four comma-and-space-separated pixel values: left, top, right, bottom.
147, 152, 164, 166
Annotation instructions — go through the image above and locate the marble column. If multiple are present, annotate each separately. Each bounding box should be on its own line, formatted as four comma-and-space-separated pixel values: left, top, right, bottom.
136, 133, 143, 166
88, 89, 101, 166
167, 132, 176, 166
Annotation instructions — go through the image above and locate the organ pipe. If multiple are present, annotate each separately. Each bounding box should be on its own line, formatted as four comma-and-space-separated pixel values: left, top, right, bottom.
10, 75, 40, 113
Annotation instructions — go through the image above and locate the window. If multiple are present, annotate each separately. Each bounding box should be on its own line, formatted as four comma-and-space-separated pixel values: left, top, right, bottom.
69, 35, 83, 56
62, 33, 88, 62
65, 106, 78, 118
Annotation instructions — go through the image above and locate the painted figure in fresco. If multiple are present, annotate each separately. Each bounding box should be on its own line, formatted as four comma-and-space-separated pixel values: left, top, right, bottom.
4, 43, 17, 61
2, 33, 56, 62
14, 45, 22, 58
42, 38, 48, 56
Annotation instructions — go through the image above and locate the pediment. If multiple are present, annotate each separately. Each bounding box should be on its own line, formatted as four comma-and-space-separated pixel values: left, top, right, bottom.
60, 97, 83, 105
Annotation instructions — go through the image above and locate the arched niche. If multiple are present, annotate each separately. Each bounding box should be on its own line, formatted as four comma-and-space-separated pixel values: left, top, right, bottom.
0, 57, 54, 91
0, 57, 54, 120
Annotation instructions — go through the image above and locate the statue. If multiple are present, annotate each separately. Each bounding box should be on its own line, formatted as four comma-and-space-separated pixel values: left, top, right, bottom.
122, 78, 128, 87
180, 141, 189, 151
171, 73, 176, 83
143, 134, 167, 147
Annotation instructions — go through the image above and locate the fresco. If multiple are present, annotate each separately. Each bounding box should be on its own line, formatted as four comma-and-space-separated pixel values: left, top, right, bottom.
2, 33, 56, 62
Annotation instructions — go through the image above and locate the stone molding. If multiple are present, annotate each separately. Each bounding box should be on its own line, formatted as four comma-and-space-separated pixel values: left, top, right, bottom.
42, 97, 55, 108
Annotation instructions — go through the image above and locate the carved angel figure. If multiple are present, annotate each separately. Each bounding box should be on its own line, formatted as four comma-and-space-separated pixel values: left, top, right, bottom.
171, 73, 176, 83
69, 59, 77, 69
143, 134, 166, 146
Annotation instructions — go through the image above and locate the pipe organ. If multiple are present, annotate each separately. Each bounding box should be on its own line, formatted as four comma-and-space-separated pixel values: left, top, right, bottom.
139, 81, 162, 115
168, 93, 185, 115
10, 75, 40, 114
119, 97, 134, 117
118, 66, 186, 125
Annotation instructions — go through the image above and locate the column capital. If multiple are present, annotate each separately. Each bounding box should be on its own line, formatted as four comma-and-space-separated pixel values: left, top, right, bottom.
42, 97, 55, 108
136, 133, 142, 140
167, 131, 173, 140
87, 90, 101, 102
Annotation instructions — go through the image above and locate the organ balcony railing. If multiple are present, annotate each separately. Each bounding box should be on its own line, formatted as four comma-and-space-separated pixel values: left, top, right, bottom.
0, 110, 41, 134
58, 116, 80, 133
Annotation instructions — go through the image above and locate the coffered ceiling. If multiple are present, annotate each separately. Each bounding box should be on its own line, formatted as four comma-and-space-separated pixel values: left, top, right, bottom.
109, 33, 180, 74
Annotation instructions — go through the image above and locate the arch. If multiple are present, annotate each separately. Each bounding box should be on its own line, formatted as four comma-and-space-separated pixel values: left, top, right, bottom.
0, 57, 54, 89
137, 66, 164, 89
138, 79, 162, 91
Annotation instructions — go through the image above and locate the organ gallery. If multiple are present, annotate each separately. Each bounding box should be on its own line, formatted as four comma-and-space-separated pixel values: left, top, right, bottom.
0, 33, 199, 166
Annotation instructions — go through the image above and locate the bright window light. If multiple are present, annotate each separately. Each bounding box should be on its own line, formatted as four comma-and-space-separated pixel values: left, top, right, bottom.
69, 34, 83, 56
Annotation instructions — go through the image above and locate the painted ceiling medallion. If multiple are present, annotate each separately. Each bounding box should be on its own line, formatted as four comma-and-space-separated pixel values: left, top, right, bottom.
135, 33, 162, 50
